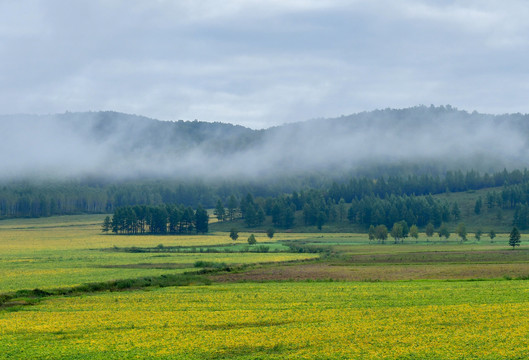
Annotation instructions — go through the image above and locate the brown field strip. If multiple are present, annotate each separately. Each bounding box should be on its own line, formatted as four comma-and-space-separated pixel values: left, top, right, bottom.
213, 262, 529, 282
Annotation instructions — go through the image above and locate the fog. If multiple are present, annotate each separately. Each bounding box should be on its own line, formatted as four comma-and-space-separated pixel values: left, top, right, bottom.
1, 106, 528, 182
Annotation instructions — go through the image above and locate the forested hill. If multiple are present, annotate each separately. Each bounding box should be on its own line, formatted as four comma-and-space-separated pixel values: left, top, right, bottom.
1, 105, 529, 180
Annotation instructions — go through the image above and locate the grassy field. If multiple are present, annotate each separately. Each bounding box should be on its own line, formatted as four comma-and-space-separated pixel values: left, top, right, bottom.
3, 281, 529, 359
2, 215, 529, 359
0, 216, 317, 291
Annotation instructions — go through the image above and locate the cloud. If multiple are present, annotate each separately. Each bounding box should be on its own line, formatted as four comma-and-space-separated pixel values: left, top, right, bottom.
0, 1, 528, 128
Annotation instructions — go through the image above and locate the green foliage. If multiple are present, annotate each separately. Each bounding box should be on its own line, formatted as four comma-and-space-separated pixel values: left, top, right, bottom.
489, 229, 496, 241
451, 203, 461, 220
247, 234, 257, 245
409, 225, 419, 239
195, 205, 209, 234
227, 195, 238, 221
425, 223, 434, 237
101, 216, 111, 233
474, 197, 483, 215
374, 224, 388, 244
475, 229, 482, 241
229, 228, 239, 241
456, 223, 467, 242
368, 225, 376, 242
509, 227, 521, 249
438, 223, 450, 240
214, 200, 225, 221
240, 194, 265, 227
390, 222, 404, 244
109, 204, 207, 235
266, 228, 275, 239
194, 261, 228, 269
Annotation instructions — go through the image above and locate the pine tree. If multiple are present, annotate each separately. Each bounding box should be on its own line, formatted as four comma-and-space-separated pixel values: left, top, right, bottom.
509, 227, 521, 249
214, 200, 225, 221
247, 234, 257, 245
227, 195, 238, 221
101, 216, 111, 233
489, 229, 496, 242
474, 197, 483, 215
195, 205, 209, 234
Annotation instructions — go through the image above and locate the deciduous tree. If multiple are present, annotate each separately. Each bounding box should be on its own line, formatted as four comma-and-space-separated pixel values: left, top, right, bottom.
368, 225, 376, 242
391, 222, 404, 244
425, 223, 434, 237
375, 224, 388, 244
456, 222, 467, 243
229, 228, 239, 241
409, 225, 419, 240
438, 223, 450, 240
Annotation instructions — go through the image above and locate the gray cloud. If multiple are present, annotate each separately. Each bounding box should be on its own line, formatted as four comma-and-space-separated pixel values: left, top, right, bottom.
0, 1, 528, 128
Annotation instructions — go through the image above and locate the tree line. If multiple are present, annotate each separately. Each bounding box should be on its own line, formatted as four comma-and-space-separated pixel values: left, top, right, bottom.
1, 168, 528, 221
482, 181, 529, 229
103, 204, 208, 235
212, 189, 453, 231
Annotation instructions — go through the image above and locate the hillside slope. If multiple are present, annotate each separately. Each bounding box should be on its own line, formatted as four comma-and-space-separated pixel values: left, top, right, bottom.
1, 105, 528, 180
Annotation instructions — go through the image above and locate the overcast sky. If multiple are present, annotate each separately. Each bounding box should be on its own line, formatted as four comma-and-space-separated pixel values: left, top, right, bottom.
1, 0, 528, 129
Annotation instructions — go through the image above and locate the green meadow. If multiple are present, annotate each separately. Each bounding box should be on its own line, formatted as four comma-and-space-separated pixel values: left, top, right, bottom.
1, 215, 529, 359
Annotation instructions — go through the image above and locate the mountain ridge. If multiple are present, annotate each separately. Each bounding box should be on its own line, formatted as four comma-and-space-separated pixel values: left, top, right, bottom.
1, 105, 528, 180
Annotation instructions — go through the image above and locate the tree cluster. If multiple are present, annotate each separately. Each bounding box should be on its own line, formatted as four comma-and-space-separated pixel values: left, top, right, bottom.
1, 168, 528, 222
347, 194, 451, 228
106, 204, 208, 235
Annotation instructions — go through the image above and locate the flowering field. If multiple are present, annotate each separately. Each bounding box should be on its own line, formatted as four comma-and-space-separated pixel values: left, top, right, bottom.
0, 215, 317, 291
2, 281, 529, 359
2, 215, 529, 359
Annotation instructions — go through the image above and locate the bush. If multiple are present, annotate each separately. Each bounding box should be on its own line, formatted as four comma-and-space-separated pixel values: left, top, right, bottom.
256, 245, 270, 253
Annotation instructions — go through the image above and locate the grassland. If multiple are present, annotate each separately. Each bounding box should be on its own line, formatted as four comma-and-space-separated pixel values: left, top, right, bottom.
1, 215, 529, 359
0, 215, 317, 291
3, 281, 529, 359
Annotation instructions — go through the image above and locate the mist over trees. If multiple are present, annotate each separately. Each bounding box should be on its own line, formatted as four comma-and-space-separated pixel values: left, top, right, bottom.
1, 105, 529, 181
3, 105, 529, 234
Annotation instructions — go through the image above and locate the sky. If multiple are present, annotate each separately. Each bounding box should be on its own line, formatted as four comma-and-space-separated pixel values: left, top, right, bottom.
1, 0, 528, 129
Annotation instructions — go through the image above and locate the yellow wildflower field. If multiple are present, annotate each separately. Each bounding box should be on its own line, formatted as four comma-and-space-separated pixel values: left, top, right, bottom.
2, 281, 529, 359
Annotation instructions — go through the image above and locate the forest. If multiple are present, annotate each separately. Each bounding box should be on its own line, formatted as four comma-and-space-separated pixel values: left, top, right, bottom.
87, 168, 529, 236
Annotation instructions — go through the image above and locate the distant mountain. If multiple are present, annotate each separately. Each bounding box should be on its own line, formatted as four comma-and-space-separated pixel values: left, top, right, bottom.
1, 106, 528, 180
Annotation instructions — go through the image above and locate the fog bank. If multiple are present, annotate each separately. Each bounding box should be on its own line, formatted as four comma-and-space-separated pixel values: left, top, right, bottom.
1, 106, 528, 181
